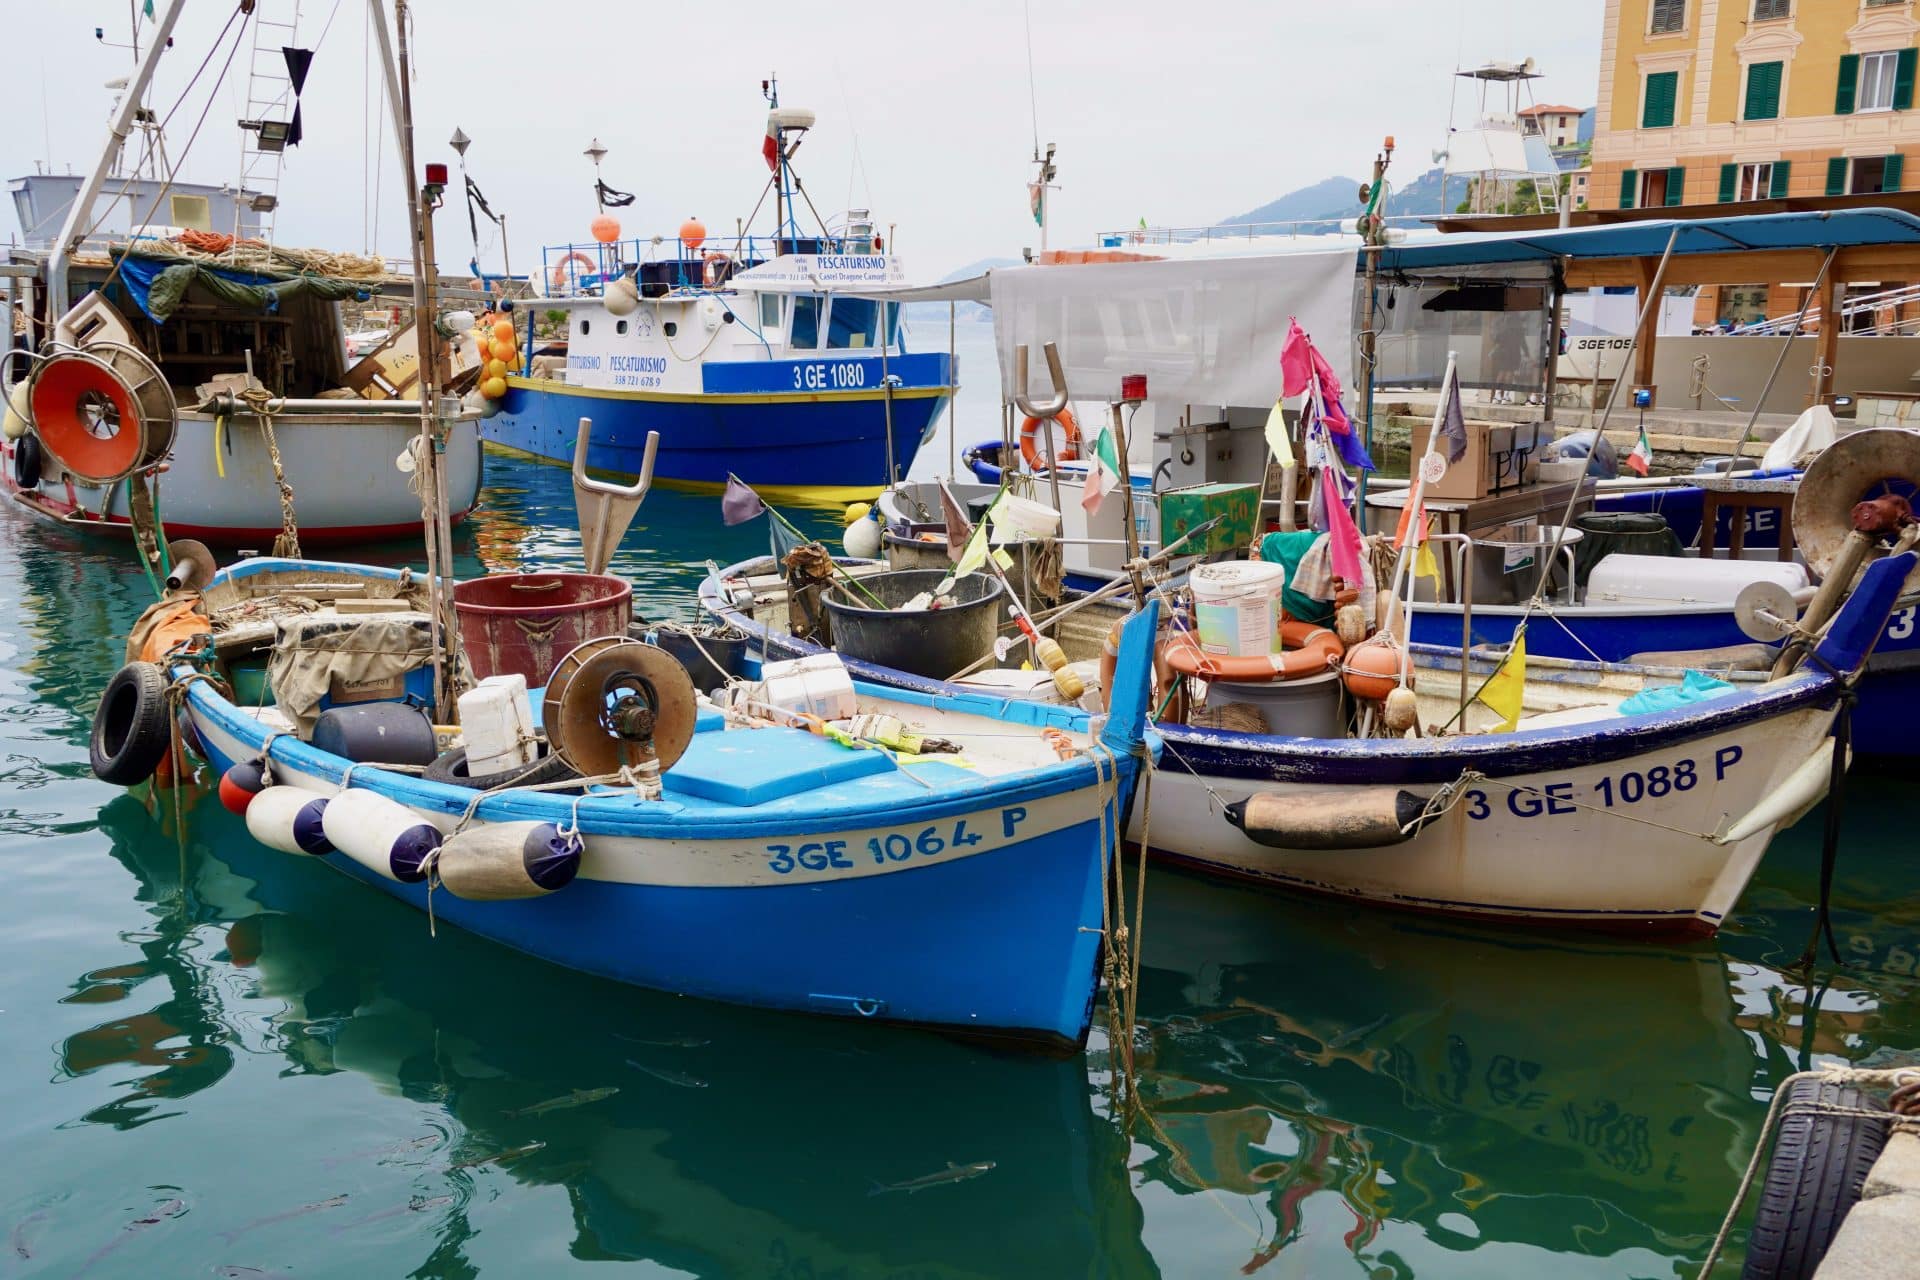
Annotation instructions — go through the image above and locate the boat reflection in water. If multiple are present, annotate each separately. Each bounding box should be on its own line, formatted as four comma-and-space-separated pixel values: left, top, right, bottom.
68, 789, 1152, 1278
1129, 866, 1794, 1277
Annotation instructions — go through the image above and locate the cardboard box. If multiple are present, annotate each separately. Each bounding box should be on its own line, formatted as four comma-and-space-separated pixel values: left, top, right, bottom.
1407, 420, 1550, 501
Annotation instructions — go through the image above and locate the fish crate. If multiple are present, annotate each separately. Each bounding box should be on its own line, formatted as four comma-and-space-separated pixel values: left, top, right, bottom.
1158, 482, 1260, 556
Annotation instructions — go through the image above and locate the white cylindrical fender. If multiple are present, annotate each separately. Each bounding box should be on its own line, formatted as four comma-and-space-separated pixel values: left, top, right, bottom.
1716, 739, 1839, 844
2, 380, 30, 441
245, 785, 333, 855
436, 822, 584, 901
320, 788, 441, 883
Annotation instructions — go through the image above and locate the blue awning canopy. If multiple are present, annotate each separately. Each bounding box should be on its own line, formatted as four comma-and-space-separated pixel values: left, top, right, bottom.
1373, 207, 1920, 273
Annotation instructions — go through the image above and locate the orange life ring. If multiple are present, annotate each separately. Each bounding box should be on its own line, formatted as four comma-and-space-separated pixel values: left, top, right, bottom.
1019, 407, 1080, 470
703, 252, 731, 287
1159, 621, 1344, 683
551, 251, 597, 292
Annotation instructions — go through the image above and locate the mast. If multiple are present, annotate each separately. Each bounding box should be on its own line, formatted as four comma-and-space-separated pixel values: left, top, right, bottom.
371, 0, 459, 719
766, 76, 785, 254
47, 0, 189, 312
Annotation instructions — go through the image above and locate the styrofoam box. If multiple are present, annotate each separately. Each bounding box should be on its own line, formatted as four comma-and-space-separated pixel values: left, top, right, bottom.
757, 654, 858, 723
1585, 554, 1809, 607
458, 674, 536, 776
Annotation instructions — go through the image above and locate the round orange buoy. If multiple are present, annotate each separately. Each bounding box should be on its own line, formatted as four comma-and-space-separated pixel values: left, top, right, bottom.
680, 217, 707, 250
491, 318, 515, 344
1340, 637, 1405, 701
591, 214, 622, 244
29, 351, 146, 482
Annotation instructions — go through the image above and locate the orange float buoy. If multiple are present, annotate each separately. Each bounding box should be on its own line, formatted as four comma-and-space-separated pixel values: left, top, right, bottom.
680, 217, 707, 250
491, 318, 515, 344
1340, 637, 1406, 702
590, 214, 622, 244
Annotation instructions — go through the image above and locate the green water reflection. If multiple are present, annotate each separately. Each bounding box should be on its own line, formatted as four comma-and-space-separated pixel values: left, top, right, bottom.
0, 451, 1915, 1277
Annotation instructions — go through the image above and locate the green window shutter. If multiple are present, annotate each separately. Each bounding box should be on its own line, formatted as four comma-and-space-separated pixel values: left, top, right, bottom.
1770, 160, 1791, 199
1827, 156, 1850, 195
1620, 168, 1638, 209
1719, 163, 1739, 202
1642, 71, 1678, 128
1745, 61, 1783, 121
1885, 153, 1905, 192
1837, 53, 1860, 115
1665, 166, 1686, 206
1896, 48, 1917, 111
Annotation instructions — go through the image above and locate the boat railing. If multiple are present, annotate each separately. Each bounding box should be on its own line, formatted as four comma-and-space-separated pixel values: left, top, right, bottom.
538, 232, 883, 298
1093, 214, 1430, 247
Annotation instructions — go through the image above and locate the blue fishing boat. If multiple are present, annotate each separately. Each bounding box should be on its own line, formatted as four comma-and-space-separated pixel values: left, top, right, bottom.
482, 87, 953, 499
100, 556, 1159, 1050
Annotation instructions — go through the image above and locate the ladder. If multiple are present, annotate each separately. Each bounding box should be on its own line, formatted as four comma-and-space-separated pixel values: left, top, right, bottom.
234, 2, 303, 248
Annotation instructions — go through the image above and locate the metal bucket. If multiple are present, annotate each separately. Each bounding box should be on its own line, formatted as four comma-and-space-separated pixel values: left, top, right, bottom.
823, 569, 1003, 681
453, 572, 632, 688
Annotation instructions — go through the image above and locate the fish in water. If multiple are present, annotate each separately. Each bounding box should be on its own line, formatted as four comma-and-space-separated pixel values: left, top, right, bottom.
626, 1060, 708, 1089
449, 1140, 545, 1171
216, 1194, 349, 1244
504, 1086, 618, 1118
867, 1161, 996, 1196
328, 1195, 454, 1234
73, 1196, 185, 1276
11, 1208, 48, 1259
321, 1133, 441, 1167
614, 1033, 709, 1049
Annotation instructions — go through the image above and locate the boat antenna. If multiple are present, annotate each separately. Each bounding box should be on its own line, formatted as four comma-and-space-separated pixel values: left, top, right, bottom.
1023, 0, 1040, 158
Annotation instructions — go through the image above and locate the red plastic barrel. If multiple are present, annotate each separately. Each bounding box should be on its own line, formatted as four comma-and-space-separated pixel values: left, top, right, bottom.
453, 573, 632, 688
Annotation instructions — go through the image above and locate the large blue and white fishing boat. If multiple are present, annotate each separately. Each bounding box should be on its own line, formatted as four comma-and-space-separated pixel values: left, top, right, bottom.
483, 91, 954, 498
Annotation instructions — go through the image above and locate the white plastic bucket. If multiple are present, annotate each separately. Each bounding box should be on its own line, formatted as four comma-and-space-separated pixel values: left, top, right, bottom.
1190, 560, 1286, 657
990, 494, 1062, 542
458, 674, 535, 776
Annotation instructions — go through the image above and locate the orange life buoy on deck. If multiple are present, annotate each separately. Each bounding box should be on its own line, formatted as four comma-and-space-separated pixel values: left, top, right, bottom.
1159, 621, 1344, 684
551, 251, 598, 292
1019, 407, 1080, 470
703, 252, 731, 287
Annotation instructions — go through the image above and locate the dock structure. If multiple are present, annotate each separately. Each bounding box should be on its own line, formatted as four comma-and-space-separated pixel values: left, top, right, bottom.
1814, 1128, 1920, 1279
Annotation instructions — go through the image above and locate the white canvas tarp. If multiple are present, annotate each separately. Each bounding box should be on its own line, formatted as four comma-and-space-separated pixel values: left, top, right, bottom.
988, 249, 1357, 418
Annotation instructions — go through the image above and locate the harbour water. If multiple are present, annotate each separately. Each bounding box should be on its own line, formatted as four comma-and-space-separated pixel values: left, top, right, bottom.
2, 346, 1918, 1276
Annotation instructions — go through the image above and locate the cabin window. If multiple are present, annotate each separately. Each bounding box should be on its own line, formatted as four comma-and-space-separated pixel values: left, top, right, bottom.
760, 292, 783, 329
579, 318, 591, 336
616, 319, 628, 335
826, 298, 879, 350
169, 194, 212, 232
791, 295, 822, 348
663, 321, 678, 338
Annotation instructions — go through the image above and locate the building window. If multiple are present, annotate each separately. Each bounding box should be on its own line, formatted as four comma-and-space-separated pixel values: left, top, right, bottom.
1649, 0, 1686, 34
1858, 50, 1900, 113
1624, 166, 1685, 208
1828, 153, 1907, 194
1744, 61, 1784, 121
1642, 71, 1679, 127
1751, 0, 1789, 19
1741, 162, 1773, 200
1720, 161, 1790, 201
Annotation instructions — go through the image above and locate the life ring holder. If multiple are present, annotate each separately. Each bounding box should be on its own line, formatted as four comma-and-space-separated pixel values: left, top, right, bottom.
26, 340, 176, 483
1158, 622, 1344, 684
1019, 407, 1080, 470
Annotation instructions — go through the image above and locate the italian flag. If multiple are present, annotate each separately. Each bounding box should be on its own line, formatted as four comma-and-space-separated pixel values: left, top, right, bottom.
1081, 422, 1123, 514
1626, 426, 1653, 477
763, 115, 780, 172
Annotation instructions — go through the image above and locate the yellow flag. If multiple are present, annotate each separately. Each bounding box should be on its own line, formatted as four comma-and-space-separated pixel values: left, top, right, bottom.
1479, 632, 1526, 732
1263, 400, 1295, 468
1414, 539, 1440, 583
955, 521, 989, 576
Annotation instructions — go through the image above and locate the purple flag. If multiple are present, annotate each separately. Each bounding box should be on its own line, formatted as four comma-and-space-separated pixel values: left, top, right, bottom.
720, 475, 766, 526
1439, 376, 1468, 465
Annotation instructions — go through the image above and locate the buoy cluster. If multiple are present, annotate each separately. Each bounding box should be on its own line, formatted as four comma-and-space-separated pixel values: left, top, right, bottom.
473, 314, 521, 403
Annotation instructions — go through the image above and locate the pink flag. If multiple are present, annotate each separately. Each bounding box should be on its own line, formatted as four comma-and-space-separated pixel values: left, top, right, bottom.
1321, 466, 1365, 585
1279, 319, 1313, 397
1310, 344, 1344, 406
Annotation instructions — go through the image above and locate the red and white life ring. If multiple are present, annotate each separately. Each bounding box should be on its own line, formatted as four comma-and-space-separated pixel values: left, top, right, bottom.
550, 251, 598, 292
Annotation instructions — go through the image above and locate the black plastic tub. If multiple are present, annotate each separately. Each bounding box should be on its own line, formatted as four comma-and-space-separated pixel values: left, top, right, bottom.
823, 569, 1003, 681
633, 622, 751, 694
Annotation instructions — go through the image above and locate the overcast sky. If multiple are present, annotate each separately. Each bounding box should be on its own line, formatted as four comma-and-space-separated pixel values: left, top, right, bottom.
2, 0, 1603, 279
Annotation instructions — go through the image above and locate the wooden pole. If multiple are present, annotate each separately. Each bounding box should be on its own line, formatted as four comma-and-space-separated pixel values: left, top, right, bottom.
1632, 255, 1661, 405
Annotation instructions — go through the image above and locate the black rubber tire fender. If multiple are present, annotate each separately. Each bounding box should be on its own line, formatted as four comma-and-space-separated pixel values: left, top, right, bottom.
12, 433, 40, 489
423, 745, 578, 792
1740, 1077, 1891, 1280
90, 661, 173, 786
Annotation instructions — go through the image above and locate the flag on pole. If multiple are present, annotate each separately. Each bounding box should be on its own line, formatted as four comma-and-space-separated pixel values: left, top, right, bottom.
1478, 632, 1526, 731
1626, 427, 1653, 476
1262, 400, 1295, 469
1438, 371, 1468, 465
720, 474, 767, 525
1413, 518, 1440, 583
1321, 466, 1365, 585
763, 115, 781, 172
1028, 182, 1045, 227
1081, 419, 1124, 514
1393, 503, 1441, 584
1279, 319, 1313, 397
143, 0, 155, 15
940, 486, 972, 561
